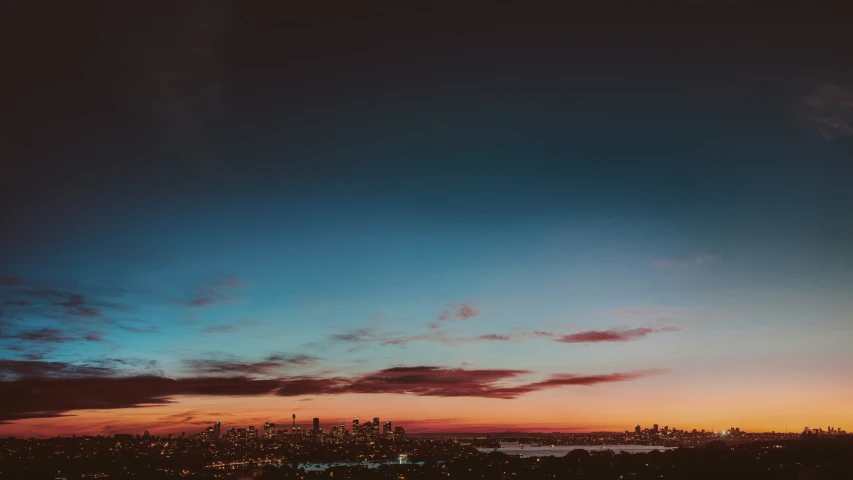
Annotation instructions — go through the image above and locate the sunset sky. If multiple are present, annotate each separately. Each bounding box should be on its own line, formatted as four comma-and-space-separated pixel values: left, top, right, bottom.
2, 3, 853, 437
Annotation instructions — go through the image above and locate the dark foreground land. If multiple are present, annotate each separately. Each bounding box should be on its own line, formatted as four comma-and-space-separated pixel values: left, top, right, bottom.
1, 435, 851, 479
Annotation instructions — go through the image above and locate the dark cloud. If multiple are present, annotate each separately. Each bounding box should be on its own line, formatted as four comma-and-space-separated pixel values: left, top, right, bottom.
0, 375, 279, 423
555, 326, 680, 343
3, 285, 127, 321
0, 361, 662, 422
183, 354, 319, 376
183, 275, 245, 308
82, 332, 105, 342
1, 328, 106, 344
0, 276, 23, 286
0, 360, 119, 380
337, 366, 530, 399
2, 300, 28, 306
11, 328, 75, 343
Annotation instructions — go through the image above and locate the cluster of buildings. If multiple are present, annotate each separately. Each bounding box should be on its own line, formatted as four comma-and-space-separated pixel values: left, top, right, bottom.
198, 416, 406, 441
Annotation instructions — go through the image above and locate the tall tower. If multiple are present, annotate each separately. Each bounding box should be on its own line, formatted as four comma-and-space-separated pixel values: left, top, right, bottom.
353, 418, 359, 434
292, 414, 296, 430
373, 417, 379, 436
313, 417, 320, 433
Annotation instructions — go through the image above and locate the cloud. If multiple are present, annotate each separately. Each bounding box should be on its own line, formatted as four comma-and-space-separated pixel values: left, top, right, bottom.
329, 328, 377, 343
0, 361, 662, 422
804, 82, 853, 139
429, 303, 479, 328
0, 358, 157, 380
380, 331, 450, 346
10, 328, 75, 343
521, 370, 667, 389
183, 354, 319, 376
331, 327, 519, 347
555, 326, 680, 343
0, 276, 23, 286
652, 254, 714, 269
477, 334, 511, 341
336, 366, 531, 399
199, 320, 261, 334
7, 289, 119, 318
183, 275, 245, 308
0, 375, 279, 423
1, 328, 106, 344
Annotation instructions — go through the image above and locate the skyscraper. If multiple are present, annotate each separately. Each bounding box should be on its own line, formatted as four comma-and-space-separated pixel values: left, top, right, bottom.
373, 417, 380, 437
248, 426, 257, 439
353, 418, 359, 434
635, 425, 641, 434
264, 422, 276, 439
313, 418, 320, 433
213, 421, 221, 438
384, 421, 392, 437
394, 426, 406, 440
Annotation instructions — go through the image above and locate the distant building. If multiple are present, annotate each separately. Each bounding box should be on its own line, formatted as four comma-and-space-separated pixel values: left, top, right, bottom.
248, 426, 257, 439
373, 418, 380, 437
264, 422, 276, 439
384, 421, 392, 437
653, 424, 659, 433
394, 426, 406, 440
313, 418, 320, 434
213, 421, 221, 438
236, 428, 247, 439
353, 418, 359, 434
635, 425, 641, 434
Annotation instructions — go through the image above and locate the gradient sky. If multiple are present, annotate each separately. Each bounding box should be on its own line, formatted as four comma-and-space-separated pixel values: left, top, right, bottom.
2, 3, 853, 437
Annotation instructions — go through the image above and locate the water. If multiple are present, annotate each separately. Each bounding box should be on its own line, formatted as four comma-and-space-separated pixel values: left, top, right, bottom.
298, 461, 424, 471
477, 445, 674, 457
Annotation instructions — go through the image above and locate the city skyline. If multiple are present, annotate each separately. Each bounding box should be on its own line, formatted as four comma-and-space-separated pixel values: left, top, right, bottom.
3, 3, 853, 439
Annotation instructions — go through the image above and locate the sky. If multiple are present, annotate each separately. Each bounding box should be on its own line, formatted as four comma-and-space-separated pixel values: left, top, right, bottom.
2, 2, 853, 437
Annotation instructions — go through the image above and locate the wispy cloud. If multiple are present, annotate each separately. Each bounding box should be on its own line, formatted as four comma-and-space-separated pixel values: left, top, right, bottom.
652, 254, 714, 269
329, 328, 378, 343
183, 353, 319, 377
555, 326, 680, 343
804, 82, 853, 139
0, 276, 23, 286
182, 275, 245, 308
476, 334, 511, 341
427, 303, 479, 329
331, 327, 517, 347
199, 320, 261, 334
2, 328, 105, 344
